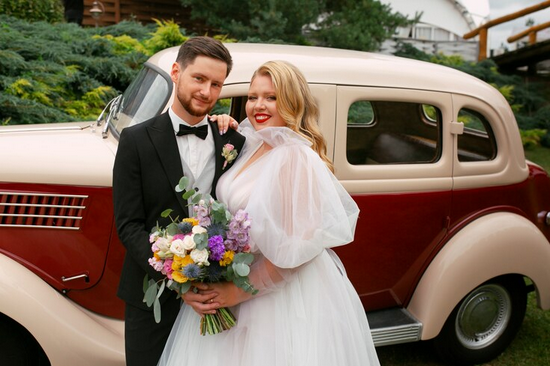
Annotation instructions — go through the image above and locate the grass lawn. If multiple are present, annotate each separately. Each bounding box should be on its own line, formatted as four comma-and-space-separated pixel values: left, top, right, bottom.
377, 146, 550, 365
376, 293, 550, 365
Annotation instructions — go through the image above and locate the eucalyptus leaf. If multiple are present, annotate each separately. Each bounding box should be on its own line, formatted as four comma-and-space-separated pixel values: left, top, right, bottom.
153, 298, 161, 323
142, 274, 150, 294
182, 189, 196, 200
166, 222, 179, 236
161, 208, 173, 218
234, 262, 250, 277
194, 233, 208, 250
157, 280, 166, 299
144, 283, 158, 307
234, 252, 254, 265
191, 193, 203, 204
177, 176, 190, 192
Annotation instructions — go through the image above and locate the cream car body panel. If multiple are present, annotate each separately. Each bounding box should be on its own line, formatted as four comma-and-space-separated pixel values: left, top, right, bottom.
408, 212, 550, 340
0, 253, 124, 366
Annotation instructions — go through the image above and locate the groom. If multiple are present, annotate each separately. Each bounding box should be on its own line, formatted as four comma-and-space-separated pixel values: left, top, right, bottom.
113, 36, 245, 366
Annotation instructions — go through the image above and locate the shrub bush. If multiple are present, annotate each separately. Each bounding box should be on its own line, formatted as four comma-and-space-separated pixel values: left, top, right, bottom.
0, 0, 64, 23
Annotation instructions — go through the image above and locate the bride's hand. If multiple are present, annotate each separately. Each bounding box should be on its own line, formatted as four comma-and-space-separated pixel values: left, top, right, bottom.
181, 283, 219, 316
209, 114, 239, 135
206, 282, 251, 308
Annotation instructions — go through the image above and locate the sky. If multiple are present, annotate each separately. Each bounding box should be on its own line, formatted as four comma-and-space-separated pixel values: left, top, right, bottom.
467, 0, 550, 50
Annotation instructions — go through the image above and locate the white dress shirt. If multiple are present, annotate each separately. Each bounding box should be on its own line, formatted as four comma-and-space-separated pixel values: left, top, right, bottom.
169, 108, 215, 194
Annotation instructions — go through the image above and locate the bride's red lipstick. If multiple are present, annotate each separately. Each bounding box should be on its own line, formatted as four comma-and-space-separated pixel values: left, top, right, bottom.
254, 114, 271, 123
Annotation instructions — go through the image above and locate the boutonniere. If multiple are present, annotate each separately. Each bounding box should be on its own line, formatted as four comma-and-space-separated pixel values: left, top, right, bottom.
221, 143, 238, 170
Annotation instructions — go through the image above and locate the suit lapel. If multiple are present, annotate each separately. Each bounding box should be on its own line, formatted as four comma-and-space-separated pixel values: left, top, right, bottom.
147, 113, 188, 211
211, 123, 246, 198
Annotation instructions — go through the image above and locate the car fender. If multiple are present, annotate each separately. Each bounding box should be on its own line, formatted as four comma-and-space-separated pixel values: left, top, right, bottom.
407, 212, 550, 340
0, 253, 125, 366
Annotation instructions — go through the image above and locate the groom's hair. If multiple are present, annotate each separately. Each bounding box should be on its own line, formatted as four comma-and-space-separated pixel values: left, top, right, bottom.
176, 36, 233, 76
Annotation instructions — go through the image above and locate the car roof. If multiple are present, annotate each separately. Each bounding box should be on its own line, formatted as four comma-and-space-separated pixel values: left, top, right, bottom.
147, 42, 502, 103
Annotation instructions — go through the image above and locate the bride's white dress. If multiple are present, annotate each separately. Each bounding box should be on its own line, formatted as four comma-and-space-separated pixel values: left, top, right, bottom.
157, 121, 380, 366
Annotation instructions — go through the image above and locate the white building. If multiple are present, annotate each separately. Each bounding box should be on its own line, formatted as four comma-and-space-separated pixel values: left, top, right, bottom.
379, 0, 490, 61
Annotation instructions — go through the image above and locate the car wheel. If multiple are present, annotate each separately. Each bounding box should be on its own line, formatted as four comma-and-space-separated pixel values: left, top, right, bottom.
433, 275, 527, 365
0, 313, 50, 366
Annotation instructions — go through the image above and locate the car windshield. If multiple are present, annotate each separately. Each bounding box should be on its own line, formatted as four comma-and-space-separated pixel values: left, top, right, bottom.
111, 63, 172, 135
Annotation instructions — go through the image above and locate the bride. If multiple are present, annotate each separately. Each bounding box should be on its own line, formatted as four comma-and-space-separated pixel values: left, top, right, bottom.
157, 60, 381, 366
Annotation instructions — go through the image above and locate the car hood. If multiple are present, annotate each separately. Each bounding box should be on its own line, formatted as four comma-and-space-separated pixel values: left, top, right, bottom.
0, 122, 117, 187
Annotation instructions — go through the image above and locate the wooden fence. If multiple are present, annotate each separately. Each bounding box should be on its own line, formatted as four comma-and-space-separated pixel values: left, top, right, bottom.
81, 0, 194, 28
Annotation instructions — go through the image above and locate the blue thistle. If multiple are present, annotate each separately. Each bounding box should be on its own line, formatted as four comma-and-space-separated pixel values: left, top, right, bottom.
183, 264, 202, 280
177, 221, 193, 234
207, 223, 226, 238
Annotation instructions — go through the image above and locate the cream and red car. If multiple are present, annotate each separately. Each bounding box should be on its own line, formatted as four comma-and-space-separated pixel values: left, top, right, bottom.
1, 43, 550, 366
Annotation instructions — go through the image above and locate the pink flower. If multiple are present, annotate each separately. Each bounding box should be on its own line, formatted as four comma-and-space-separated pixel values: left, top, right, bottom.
163, 258, 174, 278
221, 143, 238, 170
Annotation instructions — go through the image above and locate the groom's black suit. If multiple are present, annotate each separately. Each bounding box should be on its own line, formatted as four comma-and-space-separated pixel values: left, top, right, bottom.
113, 112, 245, 366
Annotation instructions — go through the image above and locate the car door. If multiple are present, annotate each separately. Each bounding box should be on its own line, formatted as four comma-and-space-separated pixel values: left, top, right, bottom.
332, 86, 454, 310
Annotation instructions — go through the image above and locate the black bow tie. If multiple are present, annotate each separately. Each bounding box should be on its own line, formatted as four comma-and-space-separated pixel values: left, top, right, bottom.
176, 124, 208, 140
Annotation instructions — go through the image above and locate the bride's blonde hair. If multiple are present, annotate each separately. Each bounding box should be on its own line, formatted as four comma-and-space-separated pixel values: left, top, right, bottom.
251, 61, 334, 172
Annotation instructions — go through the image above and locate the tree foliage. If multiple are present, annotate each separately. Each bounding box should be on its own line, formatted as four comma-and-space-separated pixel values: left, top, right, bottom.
180, 0, 321, 44
0, 0, 64, 23
179, 0, 413, 50
0, 16, 211, 124
310, 0, 415, 51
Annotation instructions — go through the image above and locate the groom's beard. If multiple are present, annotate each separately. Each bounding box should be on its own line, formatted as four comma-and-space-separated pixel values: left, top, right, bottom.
178, 92, 214, 118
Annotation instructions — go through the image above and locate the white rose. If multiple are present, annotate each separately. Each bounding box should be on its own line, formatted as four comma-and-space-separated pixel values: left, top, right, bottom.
149, 231, 161, 243
192, 225, 207, 235
155, 237, 171, 252
190, 248, 210, 266
182, 235, 196, 251
170, 239, 187, 257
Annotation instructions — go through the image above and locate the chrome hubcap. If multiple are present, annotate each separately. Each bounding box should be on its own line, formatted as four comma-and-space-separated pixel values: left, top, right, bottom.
455, 284, 511, 349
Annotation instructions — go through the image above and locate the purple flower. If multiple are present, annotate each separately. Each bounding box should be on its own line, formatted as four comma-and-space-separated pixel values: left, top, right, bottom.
226, 210, 251, 252
194, 204, 211, 226
208, 235, 225, 261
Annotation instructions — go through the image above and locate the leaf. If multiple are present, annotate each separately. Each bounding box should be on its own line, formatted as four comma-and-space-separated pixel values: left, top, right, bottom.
144, 282, 158, 307
194, 233, 208, 250
157, 279, 166, 299
177, 176, 190, 192
182, 189, 196, 200
233, 252, 254, 265
166, 222, 179, 236
191, 193, 203, 204
161, 208, 173, 218
153, 298, 162, 323
233, 262, 250, 277
142, 274, 150, 294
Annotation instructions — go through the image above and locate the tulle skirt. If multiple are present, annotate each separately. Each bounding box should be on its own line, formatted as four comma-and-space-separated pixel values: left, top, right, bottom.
157, 250, 380, 366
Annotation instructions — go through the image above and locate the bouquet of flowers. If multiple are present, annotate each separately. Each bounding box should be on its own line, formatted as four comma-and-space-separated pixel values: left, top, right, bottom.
143, 177, 257, 335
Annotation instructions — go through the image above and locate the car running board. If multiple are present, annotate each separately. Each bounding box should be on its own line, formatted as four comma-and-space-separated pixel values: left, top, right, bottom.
367, 308, 422, 346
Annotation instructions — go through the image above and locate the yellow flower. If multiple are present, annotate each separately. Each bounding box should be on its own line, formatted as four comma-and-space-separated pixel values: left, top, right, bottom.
172, 271, 188, 283
171, 254, 195, 283
182, 217, 199, 226
219, 250, 235, 266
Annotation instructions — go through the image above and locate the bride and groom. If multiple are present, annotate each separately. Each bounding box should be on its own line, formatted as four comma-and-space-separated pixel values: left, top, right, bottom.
113, 36, 380, 366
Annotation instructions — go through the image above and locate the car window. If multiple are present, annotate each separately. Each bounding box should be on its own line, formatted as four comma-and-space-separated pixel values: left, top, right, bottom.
112, 63, 172, 134
346, 100, 442, 165
456, 108, 496, 162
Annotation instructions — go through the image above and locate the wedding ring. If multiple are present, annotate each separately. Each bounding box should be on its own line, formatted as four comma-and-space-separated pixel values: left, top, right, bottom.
209, 299, 214, 303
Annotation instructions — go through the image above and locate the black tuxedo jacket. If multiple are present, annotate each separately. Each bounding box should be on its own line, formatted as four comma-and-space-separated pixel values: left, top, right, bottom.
113, 112, 245, 308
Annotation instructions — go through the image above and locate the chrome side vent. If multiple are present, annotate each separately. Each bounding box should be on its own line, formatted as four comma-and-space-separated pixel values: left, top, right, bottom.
0, 192, 87, 230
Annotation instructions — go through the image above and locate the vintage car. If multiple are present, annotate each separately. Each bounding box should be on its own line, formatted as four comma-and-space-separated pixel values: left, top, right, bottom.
1, 42, 550, 366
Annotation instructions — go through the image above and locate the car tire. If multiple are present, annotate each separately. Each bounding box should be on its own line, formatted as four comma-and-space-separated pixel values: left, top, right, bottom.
0, 313, 50, 366
433, 275, 527, 365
